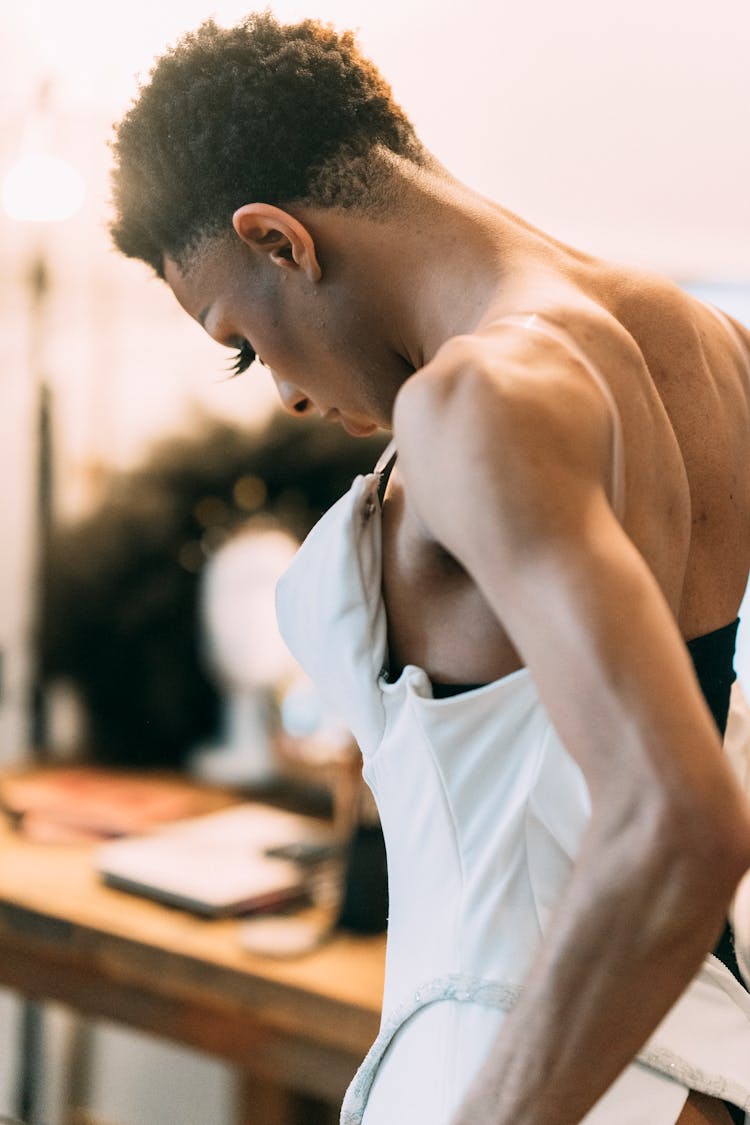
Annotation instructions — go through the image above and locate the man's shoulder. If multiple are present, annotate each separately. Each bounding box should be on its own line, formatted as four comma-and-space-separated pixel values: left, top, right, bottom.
392, 317, 619, 519
394, 292, 633, 430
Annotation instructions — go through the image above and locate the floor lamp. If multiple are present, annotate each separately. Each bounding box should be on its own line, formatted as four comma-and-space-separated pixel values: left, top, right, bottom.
2, 95, 85, 1124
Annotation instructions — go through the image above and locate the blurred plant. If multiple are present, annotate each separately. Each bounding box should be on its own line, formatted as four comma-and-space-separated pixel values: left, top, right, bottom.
41, 412, 387, 768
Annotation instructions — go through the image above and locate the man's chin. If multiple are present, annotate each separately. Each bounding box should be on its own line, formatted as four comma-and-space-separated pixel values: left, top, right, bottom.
340, 418, 378, 437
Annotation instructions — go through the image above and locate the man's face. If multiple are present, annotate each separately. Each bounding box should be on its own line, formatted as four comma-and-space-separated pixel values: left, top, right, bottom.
164, 235, 398, 436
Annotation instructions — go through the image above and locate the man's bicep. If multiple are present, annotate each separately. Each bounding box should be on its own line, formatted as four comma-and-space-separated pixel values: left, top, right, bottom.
480, 504, 704, 792
396, 376, 730, 819
393, 333, 618, 568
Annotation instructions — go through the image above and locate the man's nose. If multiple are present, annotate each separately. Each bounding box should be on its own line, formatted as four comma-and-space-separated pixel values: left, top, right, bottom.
273, 376, 313, 417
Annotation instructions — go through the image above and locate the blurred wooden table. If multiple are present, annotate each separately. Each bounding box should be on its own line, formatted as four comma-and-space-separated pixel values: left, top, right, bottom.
0, 805, 384, 1125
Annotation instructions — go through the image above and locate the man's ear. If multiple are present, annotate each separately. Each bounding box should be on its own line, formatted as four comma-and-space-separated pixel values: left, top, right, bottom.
232, 203, 322, 282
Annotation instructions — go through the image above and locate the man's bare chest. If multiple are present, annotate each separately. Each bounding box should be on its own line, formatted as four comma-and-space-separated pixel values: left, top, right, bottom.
378, 472, 523, 686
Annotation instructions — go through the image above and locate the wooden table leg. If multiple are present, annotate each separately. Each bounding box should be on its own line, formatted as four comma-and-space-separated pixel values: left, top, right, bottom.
236, 1074, 340, 1125
16, 999, 44, 1122
290, 1097, 339, 1125
236, 1073, 298, 1125
61, 1016, 95, 1125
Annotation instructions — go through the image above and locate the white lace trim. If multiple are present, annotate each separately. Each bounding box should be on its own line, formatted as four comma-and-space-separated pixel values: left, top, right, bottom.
339, 972, 750, 1124
340, 974, 522, 1124
638, 1044, 749, 1111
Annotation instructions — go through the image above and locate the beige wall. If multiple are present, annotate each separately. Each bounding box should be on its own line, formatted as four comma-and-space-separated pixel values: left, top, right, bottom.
3, 0, 749, 276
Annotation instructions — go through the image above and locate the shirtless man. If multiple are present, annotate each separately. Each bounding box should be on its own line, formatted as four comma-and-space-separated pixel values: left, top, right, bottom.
109, 14, 750, 1124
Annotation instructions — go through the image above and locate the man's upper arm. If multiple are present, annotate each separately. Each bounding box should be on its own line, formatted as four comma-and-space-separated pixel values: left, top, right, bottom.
393, 325, 750, 855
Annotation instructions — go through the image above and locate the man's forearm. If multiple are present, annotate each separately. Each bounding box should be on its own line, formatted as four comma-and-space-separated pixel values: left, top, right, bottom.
451, 812, 740, 1125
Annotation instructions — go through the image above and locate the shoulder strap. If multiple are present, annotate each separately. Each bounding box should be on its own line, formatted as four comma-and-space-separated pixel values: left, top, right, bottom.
374, 439, 398, 502
499, 313, 626, 522
370, 312, 629, 521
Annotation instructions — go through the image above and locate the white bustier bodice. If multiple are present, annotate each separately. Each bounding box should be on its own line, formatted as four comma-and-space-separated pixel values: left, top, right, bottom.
276, 460, 750, 1124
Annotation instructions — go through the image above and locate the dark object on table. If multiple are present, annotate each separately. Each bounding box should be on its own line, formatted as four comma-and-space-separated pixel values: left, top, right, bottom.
337, 821, 389, 934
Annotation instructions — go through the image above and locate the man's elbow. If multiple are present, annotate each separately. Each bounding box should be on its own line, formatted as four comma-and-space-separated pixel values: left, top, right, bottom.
654, 785, 750, 908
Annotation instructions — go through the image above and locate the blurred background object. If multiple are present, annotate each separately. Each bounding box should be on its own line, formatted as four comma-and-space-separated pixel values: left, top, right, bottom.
1, 74, 88, 1125
192, 522, 301, 785
39, 413, 386, 771
2, 80, 86, 766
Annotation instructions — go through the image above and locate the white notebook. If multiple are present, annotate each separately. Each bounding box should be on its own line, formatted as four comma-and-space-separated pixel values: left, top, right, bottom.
96, 803, 330, 917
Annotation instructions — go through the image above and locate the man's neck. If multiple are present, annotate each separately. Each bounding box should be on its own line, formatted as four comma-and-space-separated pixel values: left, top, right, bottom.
299, 169, 576, 372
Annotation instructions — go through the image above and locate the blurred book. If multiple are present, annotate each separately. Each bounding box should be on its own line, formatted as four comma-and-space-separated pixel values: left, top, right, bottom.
0, 767, 206, 843
96, 803, 332, 917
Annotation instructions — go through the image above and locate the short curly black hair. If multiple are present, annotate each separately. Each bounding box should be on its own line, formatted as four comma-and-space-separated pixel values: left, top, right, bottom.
110, 11, 431, 277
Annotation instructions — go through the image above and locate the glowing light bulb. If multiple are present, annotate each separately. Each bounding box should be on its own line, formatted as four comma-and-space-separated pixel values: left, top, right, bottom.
2, 154, 85, 223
